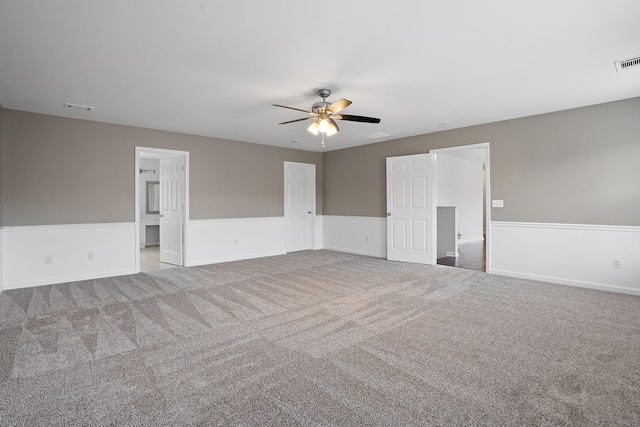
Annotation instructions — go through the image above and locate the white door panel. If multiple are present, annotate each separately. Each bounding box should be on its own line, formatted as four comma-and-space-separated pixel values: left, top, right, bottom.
160, 156, 183, 266
386, 153, 436, 264
285, 162, 315, 252
392, 219, 407, 250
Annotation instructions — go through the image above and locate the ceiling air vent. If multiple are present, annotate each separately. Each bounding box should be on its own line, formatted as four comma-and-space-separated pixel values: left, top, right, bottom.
614, 56, 640, 72
362, 131, 389, 139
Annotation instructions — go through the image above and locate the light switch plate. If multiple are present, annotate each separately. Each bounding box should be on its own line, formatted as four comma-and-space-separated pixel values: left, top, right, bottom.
492, 200, 504, 208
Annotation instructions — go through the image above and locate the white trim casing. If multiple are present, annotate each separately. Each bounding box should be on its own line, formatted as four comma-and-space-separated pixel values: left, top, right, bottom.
323, 215, 386, 258
187, 217, 287, 266
488, 221, 640, 295
2, 223, 136, 290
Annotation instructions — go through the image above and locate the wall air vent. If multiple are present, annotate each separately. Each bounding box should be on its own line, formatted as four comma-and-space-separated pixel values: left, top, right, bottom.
64, 102, 94, 111
614, 56, 640, 72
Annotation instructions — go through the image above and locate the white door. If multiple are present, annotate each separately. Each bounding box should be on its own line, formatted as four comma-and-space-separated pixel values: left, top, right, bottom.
386, 153, 436, 264
285, 162, 315, 252
159, 156, 184, 265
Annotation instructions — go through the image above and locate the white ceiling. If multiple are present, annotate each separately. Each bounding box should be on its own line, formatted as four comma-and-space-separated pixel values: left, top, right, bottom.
1, 1, 639, 152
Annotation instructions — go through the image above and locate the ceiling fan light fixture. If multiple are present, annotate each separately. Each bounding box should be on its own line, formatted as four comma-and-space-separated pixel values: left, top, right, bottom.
308, 118, 337, 136
308, 121, 320, 135
318, 119, 331, 133
326, 119, 339, 136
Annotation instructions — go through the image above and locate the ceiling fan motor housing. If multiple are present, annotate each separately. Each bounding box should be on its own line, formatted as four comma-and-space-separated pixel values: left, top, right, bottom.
312, 89, 332, 114
317, 88, 331, 98
311, 101, 331, 114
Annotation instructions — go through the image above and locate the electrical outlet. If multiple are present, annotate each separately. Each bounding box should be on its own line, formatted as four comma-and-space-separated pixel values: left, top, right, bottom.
45, 254, 53, 264
365, 236, 370, 242
492, 200, 504, 208
614, 259, 623, 269
235, 240, 239, 246
88, 252, 94, 261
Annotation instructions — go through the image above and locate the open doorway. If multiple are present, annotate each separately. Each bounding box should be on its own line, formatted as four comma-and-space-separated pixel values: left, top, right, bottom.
432, 143, 490, 272
135, 147, 189, 273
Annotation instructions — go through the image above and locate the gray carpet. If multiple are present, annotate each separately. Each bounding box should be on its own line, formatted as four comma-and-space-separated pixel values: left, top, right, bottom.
0, 250, 639, 426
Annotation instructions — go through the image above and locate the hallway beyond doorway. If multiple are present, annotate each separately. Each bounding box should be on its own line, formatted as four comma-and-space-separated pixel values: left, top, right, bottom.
437, 238, 485, 272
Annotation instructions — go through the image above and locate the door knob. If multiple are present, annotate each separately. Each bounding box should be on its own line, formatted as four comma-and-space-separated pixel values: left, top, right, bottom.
159, 214, 163, 218
308, 211, 312, 214
387, 212, 391, 216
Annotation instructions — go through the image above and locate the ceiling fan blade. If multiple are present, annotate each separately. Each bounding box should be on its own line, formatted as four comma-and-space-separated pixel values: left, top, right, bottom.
334, 114, 381, 124
279, 117, 315, 125
327, 98, 352, 114
272, 104, 313, 114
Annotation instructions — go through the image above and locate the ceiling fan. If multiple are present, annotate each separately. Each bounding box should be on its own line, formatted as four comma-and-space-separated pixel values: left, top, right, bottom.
273, 89, 381, 141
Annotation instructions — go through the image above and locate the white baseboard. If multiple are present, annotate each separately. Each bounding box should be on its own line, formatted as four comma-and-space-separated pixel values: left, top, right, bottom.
2, 223, 136, 290
489, 268, 640, 296
322, 216, 386, 258
186, 217, 287, 267
488, 221, 640, 295
322, 246, 386, 258
446, 251, 459, 257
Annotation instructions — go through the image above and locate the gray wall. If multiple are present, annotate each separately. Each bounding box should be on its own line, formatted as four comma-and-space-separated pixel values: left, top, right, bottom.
3, 97, 639, 228
1, 109, 322, 226
323, 97, 640, 226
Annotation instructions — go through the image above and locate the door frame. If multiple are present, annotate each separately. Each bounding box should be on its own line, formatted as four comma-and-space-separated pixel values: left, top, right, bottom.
284, 161, 316, 252
430, 142, 491, 270
135, 146, 190, 272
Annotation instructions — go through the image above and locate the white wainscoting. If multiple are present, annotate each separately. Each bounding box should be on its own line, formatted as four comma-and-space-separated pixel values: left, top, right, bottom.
4, 218, 636, 296
323, 216, 386, 258
187, 217, 288, 266
2, 223, 136, 290
313, 215, 323, 250
0, 231, 3, 292
489, 221, 640, 295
